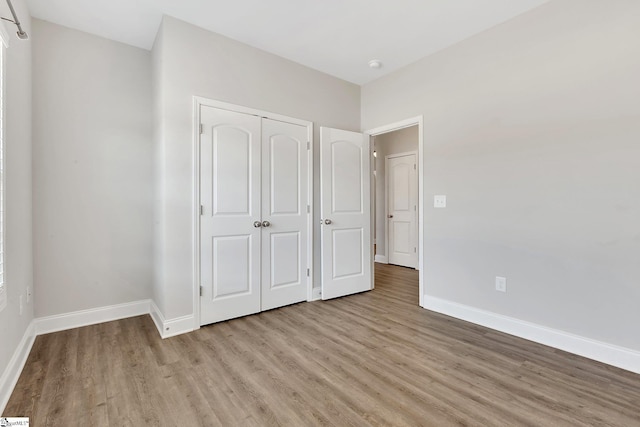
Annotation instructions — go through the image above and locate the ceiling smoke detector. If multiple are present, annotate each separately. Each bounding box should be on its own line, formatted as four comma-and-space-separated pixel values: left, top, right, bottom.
368, 59, 383, 69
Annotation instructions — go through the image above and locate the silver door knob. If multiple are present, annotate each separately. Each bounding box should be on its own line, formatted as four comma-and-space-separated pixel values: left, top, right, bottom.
324, 219, 332, 225
262, 220, 271, 228
253, 221, 262, 228
387, 214, 393, 218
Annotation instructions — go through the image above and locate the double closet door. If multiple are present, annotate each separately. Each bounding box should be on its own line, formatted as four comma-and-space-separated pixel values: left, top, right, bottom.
199, 106, 309, 325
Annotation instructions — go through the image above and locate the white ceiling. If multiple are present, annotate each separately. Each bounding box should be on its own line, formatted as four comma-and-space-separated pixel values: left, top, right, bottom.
26, 0, 549, 84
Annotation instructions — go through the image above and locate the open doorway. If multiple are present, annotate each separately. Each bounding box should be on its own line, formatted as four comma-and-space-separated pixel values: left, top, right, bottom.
367, 117, 424, 306
373, 126, 419, 269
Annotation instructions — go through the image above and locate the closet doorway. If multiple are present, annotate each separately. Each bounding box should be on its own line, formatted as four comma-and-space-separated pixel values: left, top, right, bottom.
194, 99, 313, 326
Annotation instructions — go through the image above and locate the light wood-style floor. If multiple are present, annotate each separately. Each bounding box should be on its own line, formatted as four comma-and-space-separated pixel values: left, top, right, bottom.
5, 264, 640, 426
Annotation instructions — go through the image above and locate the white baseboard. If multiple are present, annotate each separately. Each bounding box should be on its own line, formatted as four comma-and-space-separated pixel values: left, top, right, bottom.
374, 255, 388, 264
150, 300, 194, 339
309, 287, 322, 301
422, 296, 640, 374
149, 300, 164, 337
163, 315, 195, 338
2, 298, 196, 413
0, 321, 36, 413
34, 300, 151, 335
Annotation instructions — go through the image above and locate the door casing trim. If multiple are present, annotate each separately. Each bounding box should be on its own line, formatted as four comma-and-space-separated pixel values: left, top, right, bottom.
365, 116, 424, 306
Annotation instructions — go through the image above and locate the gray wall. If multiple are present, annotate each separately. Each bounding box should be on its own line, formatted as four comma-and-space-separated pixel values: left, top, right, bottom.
153, 16, 361, 319
32, 20, 153, 317
361, 0, 640, 351
0, 0, 33, 383
374, 126, 419, 258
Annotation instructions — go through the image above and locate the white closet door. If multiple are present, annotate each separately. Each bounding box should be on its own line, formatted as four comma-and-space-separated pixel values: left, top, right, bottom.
320, 127, 372, 300
261, 118, 309, 310
200, 106, 261, 325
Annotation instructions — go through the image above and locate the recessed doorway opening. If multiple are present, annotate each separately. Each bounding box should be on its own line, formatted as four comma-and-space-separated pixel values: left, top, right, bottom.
366, 117, 424, 307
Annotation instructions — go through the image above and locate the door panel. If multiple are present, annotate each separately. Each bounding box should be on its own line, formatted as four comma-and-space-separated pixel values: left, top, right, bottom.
391, 222, 411, 254
212, 235, 251, 298
391, 163, 410, 211
200, 106, 261, 325
331, 141, 362, 213
270, 232, 300, 288
213, 127, 251, 214
387, 153, 418, 268
332, 228, 363, 279
320, 127, 372, 300
270, 135, 300, 215
261, 118, 308, 311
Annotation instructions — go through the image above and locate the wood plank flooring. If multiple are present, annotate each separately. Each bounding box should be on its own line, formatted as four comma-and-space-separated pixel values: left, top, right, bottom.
5, 263, 640, 426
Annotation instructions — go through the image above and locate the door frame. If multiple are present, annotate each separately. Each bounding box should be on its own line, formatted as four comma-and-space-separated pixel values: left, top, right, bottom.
385, 150, 418, 269
365, 116, 424, 306
192, 97, 314, 331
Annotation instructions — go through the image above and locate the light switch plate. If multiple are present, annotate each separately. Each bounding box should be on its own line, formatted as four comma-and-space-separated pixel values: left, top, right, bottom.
495, 276, 507, 292
434, 195, 447, 208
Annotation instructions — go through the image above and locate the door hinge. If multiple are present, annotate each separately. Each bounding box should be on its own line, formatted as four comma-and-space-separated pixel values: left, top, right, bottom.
414, 164, 416, 170
414, 247, 417, 253
200, 205, 204, 215
307, 205, 310, 214
199, 123, 204, 134
199, 286, 204, 296
307, 141, 310, 150
307, 268, 310, 277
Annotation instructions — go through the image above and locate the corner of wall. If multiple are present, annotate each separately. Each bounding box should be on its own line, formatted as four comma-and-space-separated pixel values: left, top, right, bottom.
150, 300, 194, 339
0, 321, 35, 414
0, 0, 34, 414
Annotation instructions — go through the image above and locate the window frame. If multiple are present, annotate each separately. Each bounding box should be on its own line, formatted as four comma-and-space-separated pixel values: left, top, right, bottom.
0, 22, 8, 292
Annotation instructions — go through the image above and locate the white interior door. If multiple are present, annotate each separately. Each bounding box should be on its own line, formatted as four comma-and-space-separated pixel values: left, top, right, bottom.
320, 127, 372, 300
261, 118, 308, 310
387, 153, 418, 268
200, 106, 261, 325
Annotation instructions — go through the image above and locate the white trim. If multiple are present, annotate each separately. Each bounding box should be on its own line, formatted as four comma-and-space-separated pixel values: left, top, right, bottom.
0, 28, 5, 295
149, 299, 165, 337
365, 116, 424, 306
310, 287, 322, 301
192, 97, 311, 127
193, 96, 314, 327
1, 299, 194, 412
0, 321, 35, 413
163, 315, 195, 338
34, 300, 151, 335
150, 300, 195, 339
422, 296, 640, 374
0, 21, 9, 47
306, 122, 314, 302
366, 117, 421, 136
374, 255, 388, 264
385, 150, 418, 159
192, 97, 201, 332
